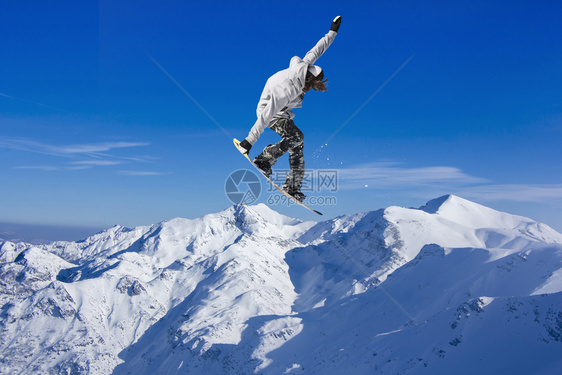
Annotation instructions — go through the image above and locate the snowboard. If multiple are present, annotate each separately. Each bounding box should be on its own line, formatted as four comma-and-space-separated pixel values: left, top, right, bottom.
233, 138, 323, 215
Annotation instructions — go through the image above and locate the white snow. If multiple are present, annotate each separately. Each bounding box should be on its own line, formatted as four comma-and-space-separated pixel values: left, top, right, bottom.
532, 267, 562, 295
1, 195, 561, 374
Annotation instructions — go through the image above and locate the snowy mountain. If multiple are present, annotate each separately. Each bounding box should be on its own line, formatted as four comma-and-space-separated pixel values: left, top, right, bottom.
1, 195, 561, 374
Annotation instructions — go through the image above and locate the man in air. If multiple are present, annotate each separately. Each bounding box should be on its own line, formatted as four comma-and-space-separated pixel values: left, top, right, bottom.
237, 16, 342, 202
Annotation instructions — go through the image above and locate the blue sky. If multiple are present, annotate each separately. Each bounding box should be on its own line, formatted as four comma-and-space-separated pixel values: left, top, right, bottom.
1, 0, 561, 239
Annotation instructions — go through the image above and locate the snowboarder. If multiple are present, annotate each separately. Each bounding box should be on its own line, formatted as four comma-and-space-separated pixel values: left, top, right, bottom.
237, 16, 342, 202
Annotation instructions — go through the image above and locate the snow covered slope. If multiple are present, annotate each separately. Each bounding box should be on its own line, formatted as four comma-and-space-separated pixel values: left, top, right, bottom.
1, 195, 561, 374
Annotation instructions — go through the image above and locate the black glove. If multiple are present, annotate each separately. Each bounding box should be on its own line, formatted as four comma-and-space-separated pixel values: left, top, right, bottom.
239, 139, 252, 155
331, 16, 342, 33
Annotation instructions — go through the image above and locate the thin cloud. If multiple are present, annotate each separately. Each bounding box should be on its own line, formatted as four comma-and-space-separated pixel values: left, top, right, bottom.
337, 161, 487, 189
118, 171, 167, 176
459, 184, 562, 203
13, 166, 59, 172
0, 92, 64, 111
15, 164, 101, 171
336, 162, 562, 205
0, 137, 149, 157
71, 160, 124, 166
59, 142, 150, 155
2, 137, 154, 173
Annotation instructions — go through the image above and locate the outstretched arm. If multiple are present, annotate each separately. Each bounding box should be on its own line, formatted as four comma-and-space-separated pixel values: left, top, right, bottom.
303, 16, 342, 65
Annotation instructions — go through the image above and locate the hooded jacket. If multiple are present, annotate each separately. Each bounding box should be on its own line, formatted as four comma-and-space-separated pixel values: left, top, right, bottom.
246, 30, 337, 145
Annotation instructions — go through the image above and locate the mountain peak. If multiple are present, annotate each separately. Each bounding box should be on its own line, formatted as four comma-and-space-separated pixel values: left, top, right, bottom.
229, 203, 312, 232
418, 194, 477, 214
418, 194, 530, 229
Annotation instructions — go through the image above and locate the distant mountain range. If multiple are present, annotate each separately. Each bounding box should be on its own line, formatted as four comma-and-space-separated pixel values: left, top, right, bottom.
1, 195, 561, 374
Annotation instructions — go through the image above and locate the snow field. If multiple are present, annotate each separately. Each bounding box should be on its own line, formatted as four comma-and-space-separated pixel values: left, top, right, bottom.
1, 195, 561, 374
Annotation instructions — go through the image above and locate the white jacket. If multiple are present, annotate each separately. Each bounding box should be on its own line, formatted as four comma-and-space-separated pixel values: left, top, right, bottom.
246, 30, 337, 145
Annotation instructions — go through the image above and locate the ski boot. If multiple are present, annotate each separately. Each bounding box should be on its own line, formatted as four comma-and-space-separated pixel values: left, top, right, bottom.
253, 159, 272, 178
285, 188, 306, 203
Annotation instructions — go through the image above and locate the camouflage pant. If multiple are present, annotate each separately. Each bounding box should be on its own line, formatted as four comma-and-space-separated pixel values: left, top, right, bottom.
254, 118, 304, 192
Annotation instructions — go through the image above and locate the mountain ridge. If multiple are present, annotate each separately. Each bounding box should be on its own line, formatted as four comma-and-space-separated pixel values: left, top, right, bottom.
1, 195, 561, 374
